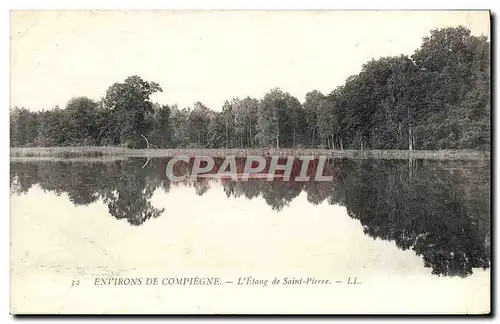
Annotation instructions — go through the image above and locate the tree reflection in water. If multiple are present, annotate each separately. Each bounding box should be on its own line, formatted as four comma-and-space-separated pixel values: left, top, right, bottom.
10, 157, 490, 277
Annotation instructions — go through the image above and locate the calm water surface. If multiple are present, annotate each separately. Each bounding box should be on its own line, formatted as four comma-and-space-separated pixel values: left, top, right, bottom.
10, 157, 491, 313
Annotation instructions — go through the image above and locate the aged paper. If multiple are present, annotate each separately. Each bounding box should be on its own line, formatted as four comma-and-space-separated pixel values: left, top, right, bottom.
10, 10, 491, 314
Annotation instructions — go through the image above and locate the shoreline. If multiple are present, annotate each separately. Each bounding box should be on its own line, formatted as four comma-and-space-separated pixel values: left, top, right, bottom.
10, 147, 491, 161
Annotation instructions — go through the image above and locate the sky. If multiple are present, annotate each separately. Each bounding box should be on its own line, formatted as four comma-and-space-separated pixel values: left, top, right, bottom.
10, 10, 490, 111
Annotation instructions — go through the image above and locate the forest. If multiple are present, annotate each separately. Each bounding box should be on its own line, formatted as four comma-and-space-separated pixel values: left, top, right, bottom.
10, 26, 490, 151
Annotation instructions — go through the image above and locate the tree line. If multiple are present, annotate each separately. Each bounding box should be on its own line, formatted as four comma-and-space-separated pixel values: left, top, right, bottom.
10, 26, 490, 150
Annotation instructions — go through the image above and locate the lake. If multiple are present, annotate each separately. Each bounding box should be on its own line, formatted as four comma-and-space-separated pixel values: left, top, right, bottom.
10, 157, 491, 314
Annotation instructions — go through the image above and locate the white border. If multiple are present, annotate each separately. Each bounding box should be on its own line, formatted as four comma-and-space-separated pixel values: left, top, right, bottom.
3, 0, 497, 10
1, 1, 497, 322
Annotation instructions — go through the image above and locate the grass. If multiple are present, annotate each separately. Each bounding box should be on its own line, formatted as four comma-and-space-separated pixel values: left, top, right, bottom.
10, 147, 129, 158
10, 147, 491, 160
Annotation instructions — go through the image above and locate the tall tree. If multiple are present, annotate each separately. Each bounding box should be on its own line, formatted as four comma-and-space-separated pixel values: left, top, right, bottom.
102, 75, 162, 148
64, 97, 99, 146
303, 90, 325, 147
188, 101, 211, 147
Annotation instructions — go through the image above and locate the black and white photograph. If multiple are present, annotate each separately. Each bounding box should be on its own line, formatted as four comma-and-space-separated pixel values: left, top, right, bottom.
9, 10, 491, 314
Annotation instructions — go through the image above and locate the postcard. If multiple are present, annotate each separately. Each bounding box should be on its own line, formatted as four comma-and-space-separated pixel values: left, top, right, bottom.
10, 10, 491, 314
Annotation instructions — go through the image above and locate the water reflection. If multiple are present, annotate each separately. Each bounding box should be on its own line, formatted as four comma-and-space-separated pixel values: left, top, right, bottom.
10, 157, 490, 277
